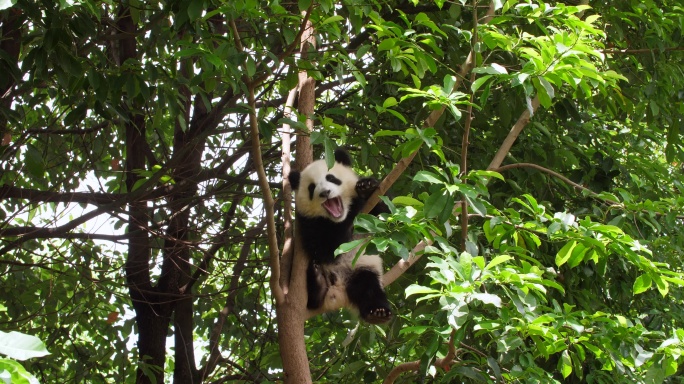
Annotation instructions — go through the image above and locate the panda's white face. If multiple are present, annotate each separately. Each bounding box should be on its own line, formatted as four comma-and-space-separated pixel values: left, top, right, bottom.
294, 159, 359, 223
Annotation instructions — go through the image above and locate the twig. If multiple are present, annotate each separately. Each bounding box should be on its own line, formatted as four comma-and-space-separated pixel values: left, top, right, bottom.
383, 329, 458, 384
602, 46, 684, 55
492, 163, 591, 195
487, 96, 540, 170
279, 87, 299, 293
246, 80, 284, 304
460, 0, 479, 253
236, 13, 286, 304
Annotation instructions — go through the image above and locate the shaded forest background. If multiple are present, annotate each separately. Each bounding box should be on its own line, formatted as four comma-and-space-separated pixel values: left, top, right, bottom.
1, 0, 684, 383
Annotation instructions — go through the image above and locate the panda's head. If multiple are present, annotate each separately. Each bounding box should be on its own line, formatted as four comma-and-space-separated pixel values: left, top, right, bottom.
288, 149, 359, 223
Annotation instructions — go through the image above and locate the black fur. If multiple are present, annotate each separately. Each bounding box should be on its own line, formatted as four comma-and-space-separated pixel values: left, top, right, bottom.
289, 149, 392, 323
346, 268, 392, 324
334, 149, 353, 166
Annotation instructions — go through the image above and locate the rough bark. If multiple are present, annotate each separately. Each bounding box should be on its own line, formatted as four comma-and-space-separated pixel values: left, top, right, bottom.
117, 6, 169, 383
276, 8, 315, 383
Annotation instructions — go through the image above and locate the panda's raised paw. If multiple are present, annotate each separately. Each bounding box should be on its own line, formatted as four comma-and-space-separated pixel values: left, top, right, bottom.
364, 307, 392, 324
356, 178, 380, 198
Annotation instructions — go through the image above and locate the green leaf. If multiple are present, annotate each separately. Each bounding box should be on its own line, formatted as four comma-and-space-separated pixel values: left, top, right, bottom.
566, 242, 588, 268
484, 255, 513, 270
321, 15, 344, 26
386, 108, 407, 123
298, 0, 311, 11
374, 130, 406, 137
465, 195, 487, 216
471, 75, 493, 93
443, 75, 457, 92
633, 274, 652, 295
0, 331, 50, 361
399, 326, 430, 335
187, 1, 204, 21
559, 350, 572, 378
383, 97, 398, 108
392, 196, 424, 207
24, 144, 45, 178
471, 170, 505, 181
471, 293, 502, 307
653, 275, 669, 297
533, 77, 552, 108
0, 358, 39, 384
473, 63, 508, 75
405, 284, 440, 297
555, 240, 578, 267
414, 171, 443, 184
245, 56, 256, 78
334, 239, 367, 256
377, 38, 396, 52
424, 191, 450, 219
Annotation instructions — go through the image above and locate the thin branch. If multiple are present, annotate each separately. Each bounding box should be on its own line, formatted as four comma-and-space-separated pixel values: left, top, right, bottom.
487, 96, 540, 170
460, 0, 479, 253
25, 121, 114, 135
382, 233, 434, 286
602, 46, 684, 55
0, 184, 120, 205
0, 207, 106, 252
493, 163, 590, 194
279, 86, 299, 292
493, 163, 684, 219
246, 79, 284, 304
383, 329, 458, 384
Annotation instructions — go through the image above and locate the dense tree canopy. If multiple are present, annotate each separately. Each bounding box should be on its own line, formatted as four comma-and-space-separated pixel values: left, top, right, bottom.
1, 0, 683, 383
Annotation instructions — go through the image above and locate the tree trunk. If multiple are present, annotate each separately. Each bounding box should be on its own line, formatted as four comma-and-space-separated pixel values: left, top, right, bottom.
277, 233, 312, 383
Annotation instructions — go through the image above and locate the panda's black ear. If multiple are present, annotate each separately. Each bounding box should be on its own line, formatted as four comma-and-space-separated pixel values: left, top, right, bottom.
288, 171, 301, 190
334, 149, 353, 166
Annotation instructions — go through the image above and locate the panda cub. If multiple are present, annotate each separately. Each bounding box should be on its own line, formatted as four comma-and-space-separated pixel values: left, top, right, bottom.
288, 149, 392, 324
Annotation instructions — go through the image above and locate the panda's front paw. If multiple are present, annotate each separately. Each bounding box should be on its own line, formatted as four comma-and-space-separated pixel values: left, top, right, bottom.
364, 307, 392, 324
356, 178, 380, 198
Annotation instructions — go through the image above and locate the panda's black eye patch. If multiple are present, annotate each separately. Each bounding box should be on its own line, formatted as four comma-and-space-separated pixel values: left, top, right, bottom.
326, 174, 342, 185
308, 183, 315, 200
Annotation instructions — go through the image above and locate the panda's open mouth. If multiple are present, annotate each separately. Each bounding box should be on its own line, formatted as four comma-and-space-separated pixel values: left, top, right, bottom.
322, 197, 344, 218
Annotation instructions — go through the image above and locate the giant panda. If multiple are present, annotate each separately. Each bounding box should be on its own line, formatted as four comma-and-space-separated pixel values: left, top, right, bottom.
288, 149, 392, 324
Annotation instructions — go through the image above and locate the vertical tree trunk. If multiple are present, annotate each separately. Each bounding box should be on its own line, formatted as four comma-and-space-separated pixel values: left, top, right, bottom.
277, 11, 316, 383
165, 129, 204, 383
125, 112, 169, 384
277, 235, 312, 383
118, 6, 169, 383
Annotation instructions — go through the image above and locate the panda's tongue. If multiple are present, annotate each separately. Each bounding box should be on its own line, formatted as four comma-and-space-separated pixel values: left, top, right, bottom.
323, 197, 343, 218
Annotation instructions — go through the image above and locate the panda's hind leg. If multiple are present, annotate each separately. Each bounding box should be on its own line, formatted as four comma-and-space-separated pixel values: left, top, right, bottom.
306, 262, 328, 310
346, 268, 392, 324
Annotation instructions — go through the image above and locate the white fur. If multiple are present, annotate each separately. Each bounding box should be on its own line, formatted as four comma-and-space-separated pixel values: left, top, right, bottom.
293, 159, 359, 222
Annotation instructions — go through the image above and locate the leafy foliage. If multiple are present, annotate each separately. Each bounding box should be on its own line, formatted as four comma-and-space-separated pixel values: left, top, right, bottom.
0, 331, 48, 384
0, 0, 683, 383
